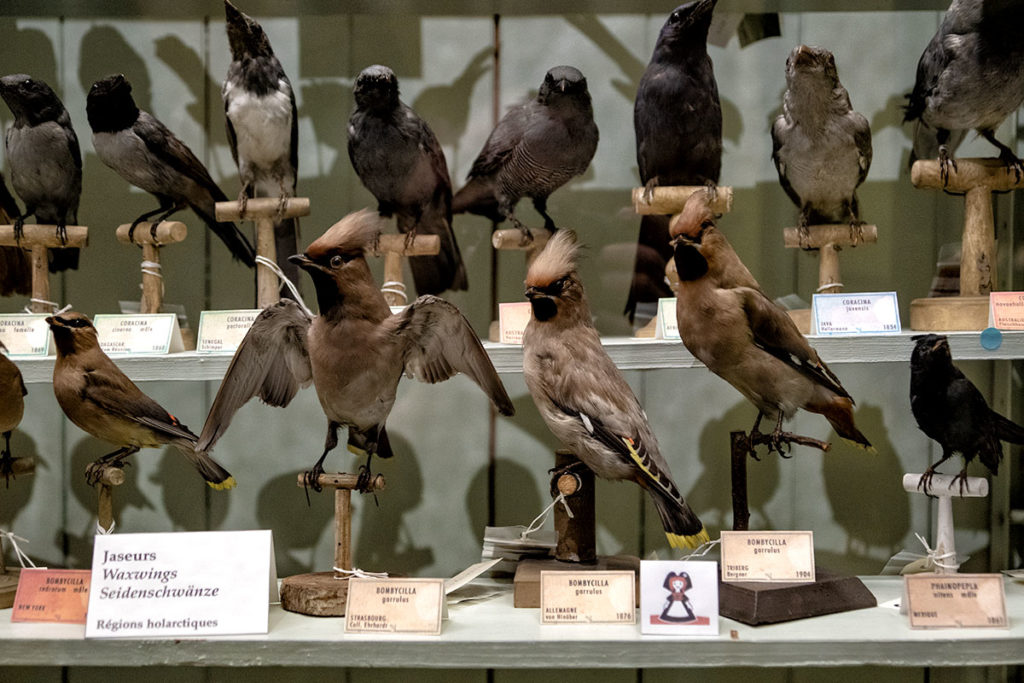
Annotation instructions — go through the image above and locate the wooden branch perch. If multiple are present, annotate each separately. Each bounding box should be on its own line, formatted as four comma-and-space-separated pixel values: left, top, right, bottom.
632, 185, 733, 215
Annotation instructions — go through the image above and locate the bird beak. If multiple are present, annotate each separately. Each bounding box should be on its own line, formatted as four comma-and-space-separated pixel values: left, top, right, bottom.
44, 316, 56, 327
289, 253, 329, 274
524, 286, 540, 300
557, 79, 568, 93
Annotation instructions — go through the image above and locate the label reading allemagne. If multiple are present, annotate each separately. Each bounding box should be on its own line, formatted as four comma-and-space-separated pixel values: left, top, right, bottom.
720, 530, 815, 583
905, 573, 1007, 629
344, 578, 444, 635
539, 571, 635, 624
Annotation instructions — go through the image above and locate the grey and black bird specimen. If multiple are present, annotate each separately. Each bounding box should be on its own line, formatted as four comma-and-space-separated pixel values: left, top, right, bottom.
522, 230, 708, 549
0, 171, 29, 296
348, 64, 467, 295
771, 45, 872, 238
0, 339, 26, 484
452, 65, 598, 236
87, 74, 256, 266
47, 312, 235, 489
0, 74, 82, 272
911, 334, 1024, 493
904, 0, 1024, 182
628, 0, 722, 321
197, 210, 514, 492
223, 0, 301, 286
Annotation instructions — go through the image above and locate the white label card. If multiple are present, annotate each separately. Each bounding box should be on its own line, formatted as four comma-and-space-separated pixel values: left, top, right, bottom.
904, 574, 1008, 629
812, 292, 901, 335
656, 298, 680, 340
498, 302, 532, 345
540, 571, 635, 624
85, 530, 277, 638
94, 314, 184, 355
640, 560, 719, 635
0, 314, 51, 356
345, 578, 445, 635
196, 309, 260, 354
720, 530, 815, 583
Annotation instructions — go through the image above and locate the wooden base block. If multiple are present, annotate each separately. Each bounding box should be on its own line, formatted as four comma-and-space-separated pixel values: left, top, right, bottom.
909, 295, 989, 331
0, 568, 21, 609
280, 571, 349, 617
513, 555, 640, 608
786, 308, 811, 334
719, 567, 875, 626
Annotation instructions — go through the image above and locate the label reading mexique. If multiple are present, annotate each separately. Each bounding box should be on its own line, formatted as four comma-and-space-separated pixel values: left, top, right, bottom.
540, 571, 635, 624
720, 530, 815, 583
905, 573, 1007, 629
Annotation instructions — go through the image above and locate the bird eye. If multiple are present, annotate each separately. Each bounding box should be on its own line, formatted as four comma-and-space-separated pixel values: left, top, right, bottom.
670, 11, 681, 22
330, 255, 344, 268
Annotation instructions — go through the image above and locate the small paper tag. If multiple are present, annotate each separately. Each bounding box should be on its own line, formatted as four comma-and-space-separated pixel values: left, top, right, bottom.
0, 314, 51, 356
539, 570, 635, 624
445, 559, 501, 595
85, 529, 276, 638
498, 302, 532, 344
12, 569, 91, 623
639, 560, 718, 635
656, 298, 680, 340
904, 573, 1008, 629
812, 292, 901, 335
93, 314, 184, 355
345, 577, 445, 635
196, 309, 260, 354
989, 292, 1024, 330
720, 530, 815, 583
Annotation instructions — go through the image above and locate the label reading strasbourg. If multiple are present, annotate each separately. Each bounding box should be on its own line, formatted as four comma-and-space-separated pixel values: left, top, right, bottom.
345, 578, 445, 635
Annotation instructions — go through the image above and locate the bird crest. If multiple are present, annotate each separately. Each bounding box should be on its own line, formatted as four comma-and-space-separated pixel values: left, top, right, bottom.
669, 190, 716, 241
525, 230, 580, 288
305, 209, 390, 260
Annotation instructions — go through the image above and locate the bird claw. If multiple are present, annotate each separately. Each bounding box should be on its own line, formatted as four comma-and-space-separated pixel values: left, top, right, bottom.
12, 216, 25, 245
305, 463, 326, 493
56, 222, 69, 246
275, 195, 288, 222
510, 216, 534, 245
0, 452, 14, 488
849, 220, 863, 246
917, 469, 938, 498
641, 178, 658, 205
237, 192, 249, 220
85, 459, 128, 487
999, 150, 1024, 184
355, 464, 374, 494
949, 470, 971, 496
938, 147, 957, 188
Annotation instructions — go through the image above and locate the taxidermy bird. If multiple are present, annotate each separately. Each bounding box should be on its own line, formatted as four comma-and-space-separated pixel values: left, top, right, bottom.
522, 230, 708, 550
223, 0, 301, 286
0, 74, 82, 272
87, 74, 256, 265
47, 312, 235, 489
452, 65, 598, 236
911, 334, 1024, 493
771, 45, 872, 238
671, 191, 872, 453
0, 339, 26, 484
904, 0, 1024, 182
197, 210, 514, 492
348, 64, 467, 295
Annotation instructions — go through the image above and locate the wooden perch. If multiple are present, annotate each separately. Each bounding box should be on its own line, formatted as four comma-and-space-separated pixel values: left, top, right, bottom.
115, 221, 187, 315
372, 234, 440, 307
632, 185, 733, 215
783, 224, 879, 295
0, 224, 89, 313
94, 463, 126, 535
296, 471, 386, 492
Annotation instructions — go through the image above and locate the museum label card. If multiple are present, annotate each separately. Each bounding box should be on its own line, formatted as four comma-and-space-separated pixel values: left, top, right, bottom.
639, 560, 718, 635
345, 577, 445, 635
85, 530, 276, 638
904, 573, 1007, 629
989, 292, 1024, 330
498, 302, 532, 344
196, 309, 260, 353
0, 314, 51, 356
811, 292, 901, 335
539, 570, 635, 624
11, 569, 91, 623
656, 298, 680, 340
720, 530, 815, 583
93, 314, 184, 355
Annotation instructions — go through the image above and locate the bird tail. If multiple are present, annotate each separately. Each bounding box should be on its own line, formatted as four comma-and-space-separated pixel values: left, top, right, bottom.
451, 177, 502, 222
647, 484, 710, 550
817, 396, 874, 451
347, 424, 394, 460
274, 215, 302, 291
398, 212, 468, 295
179, 445, 236, 490
992, 411, 1024, 445
193, 201, 257, 267
48, 247, 80, 272
0, 246, 30, 296
624, 215, 674, 323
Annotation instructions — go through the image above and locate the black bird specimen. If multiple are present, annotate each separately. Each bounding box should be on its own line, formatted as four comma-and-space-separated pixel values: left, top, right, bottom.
86, 74, 256, 266
628, 0, 722, 321
197, 210, 514, 492
348, 64, 467, 295
0, 339, 26, 484
0, 74, 82, 272
910, 334, 1024, 493
771, 45, 872, 239
452, 65, 598, 237
0, 171, 30, 296
904, 0, 1024, 182
223, 0, 301, 286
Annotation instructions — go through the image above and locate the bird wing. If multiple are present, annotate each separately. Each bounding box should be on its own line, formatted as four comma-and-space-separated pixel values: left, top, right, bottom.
770, 115, 803, 209
196, 299, 313, 452
134, 111, 225, 199
223, 89, 240, 169
288, 78, 299, 180
387, 295, 514, 415
466, 102, 529, 178
79, 365, 197, 441
851, 111, 872, 186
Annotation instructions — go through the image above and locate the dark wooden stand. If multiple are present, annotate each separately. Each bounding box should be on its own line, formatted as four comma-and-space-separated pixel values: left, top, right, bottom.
0, 224, 88, 312
94, 464, 125, 535
280, 471, 385, 617
0, 456, 35, 608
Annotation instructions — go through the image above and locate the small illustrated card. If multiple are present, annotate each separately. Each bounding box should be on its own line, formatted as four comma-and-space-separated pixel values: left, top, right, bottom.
85, 529, 277, 638
498, 302, 532, 344
196, 309, 260, 354
12, 569, 92, 623
720, 530, 815, 583
656, 298, 680, 340
0, 314, 51, 356
640, 560, 719, 635
989, 292, 1024, 330
94, 313, 184, 355
812, 292, 900, 335
904, 573, 1008, 629
345, 577, 445, 635
539, 570, 635, 624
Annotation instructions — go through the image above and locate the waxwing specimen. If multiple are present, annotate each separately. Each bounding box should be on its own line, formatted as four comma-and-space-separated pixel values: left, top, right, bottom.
223, 0, 301, 286
452, 66, 598, 236
197, 210, 514, 492
771, 45, 872, 238
47, 312, 235, 489
904, 0, 1024, 182
628, 0, 722, 321
87, 74, 256, 265
348, 64, 467, 295
0, 340, 26, 484
0, 171, 29, 296
0, 74, 82, 272
911, 334, 1024, 493
522, 230, 708, 550
671, 192, 872, 453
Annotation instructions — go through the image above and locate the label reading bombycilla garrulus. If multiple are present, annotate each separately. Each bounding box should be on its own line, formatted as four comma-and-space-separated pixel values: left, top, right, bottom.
344, 578, 444, 635
720, 530, 815, 583
540, 570, 635, 624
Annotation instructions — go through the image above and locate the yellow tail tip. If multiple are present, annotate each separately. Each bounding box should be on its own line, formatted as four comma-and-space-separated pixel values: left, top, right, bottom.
347, 444, 368, 457
667, 526, 710, 550
841, 437, 876, 453
208, 476, 237, 491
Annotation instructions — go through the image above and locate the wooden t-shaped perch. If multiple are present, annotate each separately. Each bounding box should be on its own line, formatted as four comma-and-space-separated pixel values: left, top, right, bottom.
783, 224, 878, 295
632, 185, 733, 215
373, 233, 440, 307
115, 221, 186, 314
0, 224, 88, 312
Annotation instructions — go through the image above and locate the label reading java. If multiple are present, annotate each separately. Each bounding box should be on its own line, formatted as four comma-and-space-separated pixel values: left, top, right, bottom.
812, 292, 901, 336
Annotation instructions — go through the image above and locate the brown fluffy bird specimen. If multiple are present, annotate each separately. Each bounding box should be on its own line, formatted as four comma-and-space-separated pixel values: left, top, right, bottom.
671, 192, 872, 453
0, 339, 27, 484
197, 209, 514, 491
47, 312, 235, 489
522, 230, 708, 550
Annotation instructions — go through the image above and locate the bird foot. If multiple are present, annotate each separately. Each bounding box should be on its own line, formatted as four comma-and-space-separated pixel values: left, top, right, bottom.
402, 229, 417, 254
949, 469, 971, 496
275, 195, 288, 222
938, 147, 958, 188
510, 216, 534, 245
999, 149, 1024, 184
56, 222, 69, 246
85, 458, 129, 487
355, 464, 376, 494
641, 178, 659, 205
12, 215, 25, 245
797, 215, 810, 249
237, 192, 249, 220
304, 462, 326, 493
917, 468, 939, 498
0, 451, 14, 488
